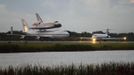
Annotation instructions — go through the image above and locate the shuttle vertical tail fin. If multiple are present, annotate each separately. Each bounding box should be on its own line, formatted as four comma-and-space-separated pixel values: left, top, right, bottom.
35, 13, 43, 23
21, 19, 29, 33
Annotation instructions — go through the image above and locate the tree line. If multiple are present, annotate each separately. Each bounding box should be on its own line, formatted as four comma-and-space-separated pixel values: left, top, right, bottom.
0, 30, 134, 41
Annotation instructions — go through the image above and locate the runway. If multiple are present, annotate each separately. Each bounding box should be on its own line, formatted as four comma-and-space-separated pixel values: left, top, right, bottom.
0, 41, 134, 45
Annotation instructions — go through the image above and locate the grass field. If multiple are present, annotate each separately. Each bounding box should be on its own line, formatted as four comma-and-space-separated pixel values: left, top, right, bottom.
0, 62, 134, 75
0, 42, 134, 53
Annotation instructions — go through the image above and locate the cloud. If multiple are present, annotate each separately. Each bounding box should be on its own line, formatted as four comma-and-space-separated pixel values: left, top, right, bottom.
130, 0, 134, 3
0, 4, 34, 32
0, 0, 134, 33
37, 0, 134, 32
0, 4, 6, 12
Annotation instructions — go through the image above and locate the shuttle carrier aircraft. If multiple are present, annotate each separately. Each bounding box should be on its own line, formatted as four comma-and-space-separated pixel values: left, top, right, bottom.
21, 13, 69, 40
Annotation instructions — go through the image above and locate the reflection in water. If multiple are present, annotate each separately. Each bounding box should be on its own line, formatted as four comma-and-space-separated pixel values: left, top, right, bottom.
0, 50, 134, 67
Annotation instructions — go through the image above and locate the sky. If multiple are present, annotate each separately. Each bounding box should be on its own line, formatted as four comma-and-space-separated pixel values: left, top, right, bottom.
0, 0, 134, 33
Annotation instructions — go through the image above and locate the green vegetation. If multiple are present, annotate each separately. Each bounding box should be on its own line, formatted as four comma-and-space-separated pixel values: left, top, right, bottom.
0, 43, 134, 53
0, 62, 134, 75
0, 31, 134, 41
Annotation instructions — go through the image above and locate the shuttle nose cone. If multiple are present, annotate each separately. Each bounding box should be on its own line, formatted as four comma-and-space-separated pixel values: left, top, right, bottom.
55, 24, 62, 27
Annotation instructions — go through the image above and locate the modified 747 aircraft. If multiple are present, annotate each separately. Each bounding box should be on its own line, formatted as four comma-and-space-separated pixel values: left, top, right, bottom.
21, 19, 69, 40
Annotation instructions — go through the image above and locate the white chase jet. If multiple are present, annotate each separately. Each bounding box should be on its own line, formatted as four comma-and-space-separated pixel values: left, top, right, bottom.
91, 33, 126, 41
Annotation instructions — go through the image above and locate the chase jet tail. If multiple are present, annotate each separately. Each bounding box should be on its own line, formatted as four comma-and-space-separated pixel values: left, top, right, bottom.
35, 13, 43, 23
21, 19, 29, 33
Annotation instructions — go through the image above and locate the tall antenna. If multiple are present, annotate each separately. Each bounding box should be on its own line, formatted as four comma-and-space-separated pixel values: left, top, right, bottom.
11, 26, 13, 35
105, 28, 112, 35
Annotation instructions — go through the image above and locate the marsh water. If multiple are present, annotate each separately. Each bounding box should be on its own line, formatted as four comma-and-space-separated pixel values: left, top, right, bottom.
0, 50, 134, 67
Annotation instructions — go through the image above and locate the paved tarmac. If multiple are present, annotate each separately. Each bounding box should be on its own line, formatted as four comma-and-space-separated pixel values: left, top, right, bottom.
0, 41, 134, 44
